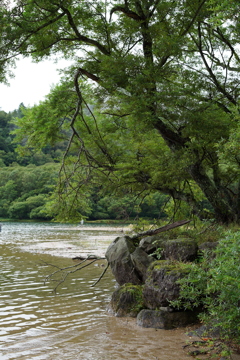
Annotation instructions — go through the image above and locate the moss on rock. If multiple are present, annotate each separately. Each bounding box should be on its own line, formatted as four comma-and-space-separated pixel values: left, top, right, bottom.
143, 260, 192, 308
109, 283, 145, 317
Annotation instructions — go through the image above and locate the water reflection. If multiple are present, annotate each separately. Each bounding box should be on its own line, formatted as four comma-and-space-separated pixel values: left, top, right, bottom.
0, 222, 192, 360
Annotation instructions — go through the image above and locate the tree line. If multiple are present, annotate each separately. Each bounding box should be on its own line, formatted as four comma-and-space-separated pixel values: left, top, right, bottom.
0, 109, 168, 221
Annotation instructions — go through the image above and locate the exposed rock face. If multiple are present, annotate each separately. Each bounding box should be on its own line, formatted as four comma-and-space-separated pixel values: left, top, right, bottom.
137, 308, 199, 330
130, 247, 154, 282
143, 260, 190, 308
105, 236, 141, 285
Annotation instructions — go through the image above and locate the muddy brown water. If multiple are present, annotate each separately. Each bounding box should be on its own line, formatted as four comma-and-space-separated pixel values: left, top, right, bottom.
0, 222, 194, 360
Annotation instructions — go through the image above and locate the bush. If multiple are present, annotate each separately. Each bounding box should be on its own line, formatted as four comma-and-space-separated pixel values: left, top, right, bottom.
8, 201, 29, 219
171, 231, 240, 344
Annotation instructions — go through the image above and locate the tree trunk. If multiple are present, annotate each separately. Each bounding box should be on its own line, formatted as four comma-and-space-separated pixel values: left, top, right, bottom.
188, 162, 236, 224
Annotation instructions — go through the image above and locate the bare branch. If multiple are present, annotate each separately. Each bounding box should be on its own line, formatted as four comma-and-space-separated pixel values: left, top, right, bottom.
91, 263, 109, 287
131, 219, 191, 240
42, 255, 107, 293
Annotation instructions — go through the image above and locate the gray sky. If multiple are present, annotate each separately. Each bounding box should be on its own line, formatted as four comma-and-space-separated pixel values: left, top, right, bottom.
0, 57, 70, 113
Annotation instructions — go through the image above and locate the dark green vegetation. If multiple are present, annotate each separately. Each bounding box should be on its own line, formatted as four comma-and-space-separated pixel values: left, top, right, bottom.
0, 162, 59, 220
0, 109, 167, 220
169, 229, 240, 349
1, 0, 240, 224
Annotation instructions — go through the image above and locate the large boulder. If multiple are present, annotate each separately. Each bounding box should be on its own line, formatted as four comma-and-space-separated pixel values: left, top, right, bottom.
137, 308, 199, 330
108, 284, 144, 317
105, 236, 142, 285
143, 260, 191, 308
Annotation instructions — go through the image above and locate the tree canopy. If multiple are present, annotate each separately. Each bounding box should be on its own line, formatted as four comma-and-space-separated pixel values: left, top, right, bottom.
1, 0, 240, 223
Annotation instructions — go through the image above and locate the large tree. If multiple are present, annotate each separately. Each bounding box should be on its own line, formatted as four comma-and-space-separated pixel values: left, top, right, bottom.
1, 0, 240, 223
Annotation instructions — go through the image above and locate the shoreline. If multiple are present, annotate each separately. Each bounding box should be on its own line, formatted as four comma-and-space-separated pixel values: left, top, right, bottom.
69, 226, 129, 232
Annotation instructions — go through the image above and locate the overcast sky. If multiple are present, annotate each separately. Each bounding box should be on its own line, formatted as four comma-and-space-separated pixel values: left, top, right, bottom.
0, 57, 71, 113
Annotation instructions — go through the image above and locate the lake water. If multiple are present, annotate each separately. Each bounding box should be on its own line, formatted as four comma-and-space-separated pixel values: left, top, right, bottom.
0, 222, 194, 360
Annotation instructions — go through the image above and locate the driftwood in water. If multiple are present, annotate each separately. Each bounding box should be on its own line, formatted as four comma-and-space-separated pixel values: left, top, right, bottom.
131, 219, 191, 240
72, 254, 102, 260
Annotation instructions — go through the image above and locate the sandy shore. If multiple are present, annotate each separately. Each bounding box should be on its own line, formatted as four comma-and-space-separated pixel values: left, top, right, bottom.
68, 226, 130, 232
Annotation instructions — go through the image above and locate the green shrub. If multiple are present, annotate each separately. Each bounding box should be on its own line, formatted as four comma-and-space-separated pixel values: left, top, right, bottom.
171, 231, 240, 344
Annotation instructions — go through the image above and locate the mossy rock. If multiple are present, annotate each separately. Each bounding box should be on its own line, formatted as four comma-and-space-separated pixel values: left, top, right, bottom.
108, 283, 145, 317
139, 235, 166, 255
143, 260, 192, 308
163, 238, 198, 262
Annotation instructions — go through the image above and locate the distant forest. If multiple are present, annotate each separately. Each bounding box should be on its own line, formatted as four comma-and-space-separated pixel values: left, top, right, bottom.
0, 106, 167, 221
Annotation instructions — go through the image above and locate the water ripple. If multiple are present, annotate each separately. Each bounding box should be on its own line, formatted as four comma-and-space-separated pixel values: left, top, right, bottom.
0, 222, 193, 360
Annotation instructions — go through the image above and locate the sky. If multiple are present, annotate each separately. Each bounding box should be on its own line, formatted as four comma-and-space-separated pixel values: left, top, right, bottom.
0, 57, 71, 113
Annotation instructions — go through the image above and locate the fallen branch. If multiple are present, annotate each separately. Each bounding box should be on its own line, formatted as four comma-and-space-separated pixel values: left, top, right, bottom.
42, 255, 107, 293
72, 254, 102, 260
131, 219, 191, 240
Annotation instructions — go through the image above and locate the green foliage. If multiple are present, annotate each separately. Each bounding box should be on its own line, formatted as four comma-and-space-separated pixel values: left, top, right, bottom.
1, 0, 240, 223
171, 231, 240, 344
89, 192, 168, 221
8, 201, 30, 219
0, 110, 17, 165
0, 163, 59, 220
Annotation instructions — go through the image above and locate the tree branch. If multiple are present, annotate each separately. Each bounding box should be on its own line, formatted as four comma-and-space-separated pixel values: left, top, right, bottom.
60, 5, 110, 55
110, 6, 142, 21
42, 255, 106, 293
131, 219, 191, 240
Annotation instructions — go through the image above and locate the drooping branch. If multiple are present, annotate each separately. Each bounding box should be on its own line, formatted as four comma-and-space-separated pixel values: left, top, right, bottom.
91, 263, 109, 287
42, 255, 106, 293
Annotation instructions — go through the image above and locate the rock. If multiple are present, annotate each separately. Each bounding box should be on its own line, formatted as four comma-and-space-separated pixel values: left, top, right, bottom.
130, 247, 154, 282
108, 284, 144, 317
105, 236, 142, 285
139, 235, 165, 255
139, 236, 198, 262
137, 308, 198, 329
163, 238, 198, 262
143, 260, 191, 308
187, 323, 222, 339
